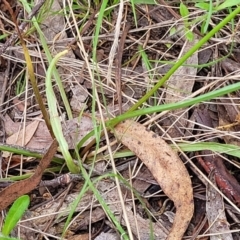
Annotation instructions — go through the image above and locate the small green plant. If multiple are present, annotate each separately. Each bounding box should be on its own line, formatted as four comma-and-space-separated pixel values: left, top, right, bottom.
195, 0, 240, 33
195, 0, 240, 12
179, 2, 194, 40
129, 0, 240, 40
0, 195, 30, 240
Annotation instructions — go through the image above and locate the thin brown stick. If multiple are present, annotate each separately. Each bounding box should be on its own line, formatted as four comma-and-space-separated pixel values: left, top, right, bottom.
115, 22, 131, 114
80, 5, 101, 35
158, 0, 181, 20
3, 0, 54, 137
68, 4, 101, 48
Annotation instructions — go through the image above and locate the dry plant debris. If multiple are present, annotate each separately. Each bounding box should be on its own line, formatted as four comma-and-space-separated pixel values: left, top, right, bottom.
114, 119, 194, 240
206, 172, 233, 240
162, 26, 198, 138
24, 179, 169, 239
1, 0, 240, 239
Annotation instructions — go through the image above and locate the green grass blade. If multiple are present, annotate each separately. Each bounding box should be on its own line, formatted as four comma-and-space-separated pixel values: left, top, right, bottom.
92, 1, 108, 61
112, 80, 240, 124
131, 0, 156, 3
174, 142, 240, 158
62, 152, 128, 239
216, 0, 240, 11
203, 0, 212, 33
45, 50, 79, 173
78, 6, 240, 149
86, 142, 240, 161
129, 0, 139, 26
78, 79, 240, 149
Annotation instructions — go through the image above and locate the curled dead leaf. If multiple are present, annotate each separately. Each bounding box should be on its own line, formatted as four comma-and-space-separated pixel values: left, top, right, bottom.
114, 120, 194, 240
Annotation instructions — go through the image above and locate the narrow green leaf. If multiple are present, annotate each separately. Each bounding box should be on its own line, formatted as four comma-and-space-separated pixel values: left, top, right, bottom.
180, 3, 189, 18
125, 6, 240, 113
203, 0, 213, 33
200, 20, 207, 33
130, 0, 138, 26
0, 34, 8, 40
2, 195, 30, 235
216, 0, 240, 11
175, 142, 240, 159
89, 142, 240, 160
131, 0, 156, 4
195, 2, 210, 10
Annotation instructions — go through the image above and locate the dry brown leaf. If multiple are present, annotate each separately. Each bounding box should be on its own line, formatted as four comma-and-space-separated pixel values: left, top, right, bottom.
4, 114, 52, 150
3, 117, 41, 158
4, 114, 23, 136
6, 118, 40, 146
62, 116, 94, 148
12, 98, 29, 112
114, 120, 194, 240
0, 140, 58, 211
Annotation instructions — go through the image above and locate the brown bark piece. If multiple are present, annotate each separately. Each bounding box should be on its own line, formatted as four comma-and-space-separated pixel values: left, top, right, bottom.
206, 173, 233, 240
162, 34, 198, 138
201, 150, 240, 206
0, 139, 58, 211
114, 120, 194, 240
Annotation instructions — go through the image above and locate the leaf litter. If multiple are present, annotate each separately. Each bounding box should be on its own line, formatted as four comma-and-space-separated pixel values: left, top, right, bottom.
1, 0, 240, 239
